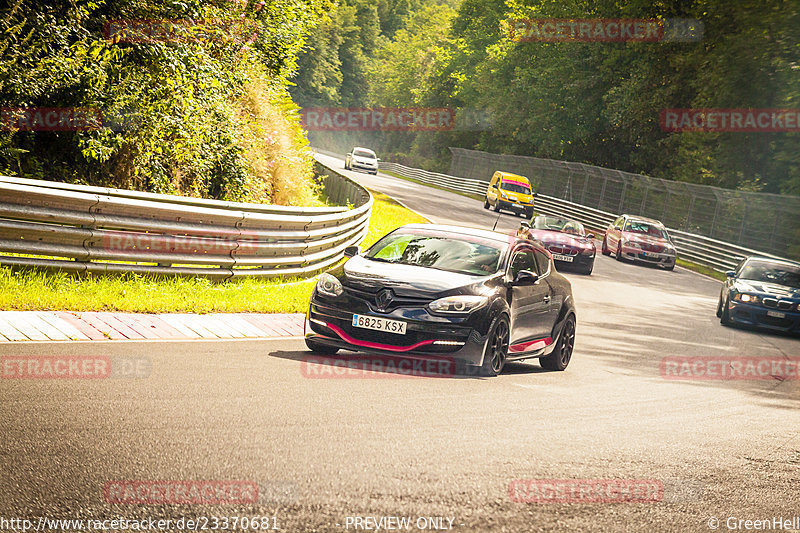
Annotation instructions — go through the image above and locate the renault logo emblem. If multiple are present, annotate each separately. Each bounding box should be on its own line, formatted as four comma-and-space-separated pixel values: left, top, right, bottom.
375, 289, 394, 312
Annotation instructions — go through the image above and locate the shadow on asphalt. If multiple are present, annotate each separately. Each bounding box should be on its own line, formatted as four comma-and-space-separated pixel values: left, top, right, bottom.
577, 300, 800, 407
270, 350, 553, 379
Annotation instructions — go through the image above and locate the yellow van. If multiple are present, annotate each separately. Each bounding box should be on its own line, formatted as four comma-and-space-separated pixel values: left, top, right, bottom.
484, 171, 535, 218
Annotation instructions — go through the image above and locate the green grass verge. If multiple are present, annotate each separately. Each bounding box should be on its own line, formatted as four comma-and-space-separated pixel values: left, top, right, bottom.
676, 258, 727, 281
0, 189, 429, 313
380, 169, 485, 202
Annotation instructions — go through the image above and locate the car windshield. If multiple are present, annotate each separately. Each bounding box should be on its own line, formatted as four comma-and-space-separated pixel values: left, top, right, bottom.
365, 230, 505, 275
739, 260, 800, 289
532, 216, 585, 236
353, 149, 376, 158
500, 179, 530, 195
624, 220, 669, 239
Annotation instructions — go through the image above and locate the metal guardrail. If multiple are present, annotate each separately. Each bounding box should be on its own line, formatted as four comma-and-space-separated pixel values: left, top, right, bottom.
379, 162, 486, 196
318, 149, 790, 272
0, 160, 372, 279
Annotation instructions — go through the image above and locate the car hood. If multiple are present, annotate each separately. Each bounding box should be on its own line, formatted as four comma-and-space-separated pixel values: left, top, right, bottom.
622, 232, 670, 247
527, 229, 593, 249
733, 279, 800, 299
341, 256, 490, 297
353, 156, 377, 163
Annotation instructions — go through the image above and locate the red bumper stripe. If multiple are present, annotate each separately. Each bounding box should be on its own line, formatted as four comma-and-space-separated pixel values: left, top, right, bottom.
325, 323, 436, 353
509, 337, 553, 353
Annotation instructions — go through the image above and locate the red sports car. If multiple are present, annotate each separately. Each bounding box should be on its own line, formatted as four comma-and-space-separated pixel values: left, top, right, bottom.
517, 216, 597, 275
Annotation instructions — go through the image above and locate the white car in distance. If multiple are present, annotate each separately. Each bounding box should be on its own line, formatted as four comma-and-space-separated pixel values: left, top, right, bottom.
345, 147, 379, 175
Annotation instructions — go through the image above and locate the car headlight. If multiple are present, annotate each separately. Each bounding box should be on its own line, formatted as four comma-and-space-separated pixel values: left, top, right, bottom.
500, 191, 508, 199
316, 273, 343, 298
428, 295, 488, 315
626, 241, 641, 249
734, 293, 760, 304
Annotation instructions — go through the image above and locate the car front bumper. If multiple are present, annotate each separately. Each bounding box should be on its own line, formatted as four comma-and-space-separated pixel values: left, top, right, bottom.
553, 253, 595, 270
351, 161, 378, 172
305, 297, 491, 372
727, 300, 800, 334
621, 247, 676, 268
498, 200, 533, 213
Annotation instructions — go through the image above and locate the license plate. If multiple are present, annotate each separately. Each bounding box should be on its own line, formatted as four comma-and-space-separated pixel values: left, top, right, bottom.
767, 310, 785, 318
552, 254, 574, 263
643, 251, 659, 258
352, 314, 407, 334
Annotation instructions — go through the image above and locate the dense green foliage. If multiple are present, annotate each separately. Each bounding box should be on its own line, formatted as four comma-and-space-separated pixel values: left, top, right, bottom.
293, 0, 800, 195
1, 0, 330, 204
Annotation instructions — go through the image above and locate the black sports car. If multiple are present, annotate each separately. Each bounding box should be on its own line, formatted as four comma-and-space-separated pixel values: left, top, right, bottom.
717, 256, 800, 335
305, 224, 577, 376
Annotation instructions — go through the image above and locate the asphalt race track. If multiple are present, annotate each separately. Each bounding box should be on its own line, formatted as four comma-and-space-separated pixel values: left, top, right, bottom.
0, 154, 798, 532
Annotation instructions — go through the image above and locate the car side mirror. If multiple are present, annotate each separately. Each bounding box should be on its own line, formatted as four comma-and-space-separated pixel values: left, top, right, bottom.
725, 270, 736, 278
586, 233, 594, 239
533, 192, 538, 197
511, 270, 539, 286
376, 157, 381, 161
344, 246, 360, 258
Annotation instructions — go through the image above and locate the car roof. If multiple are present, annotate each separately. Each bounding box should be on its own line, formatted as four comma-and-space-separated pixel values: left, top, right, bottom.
496, 171, 529, 182
400, 223, 542, 249
621, 214, 665, 226
743, 256, 800, 268
353, 147, 376, 153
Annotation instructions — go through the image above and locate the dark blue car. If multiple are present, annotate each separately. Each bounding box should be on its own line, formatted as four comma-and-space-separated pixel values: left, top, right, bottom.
717, 256, 800, 335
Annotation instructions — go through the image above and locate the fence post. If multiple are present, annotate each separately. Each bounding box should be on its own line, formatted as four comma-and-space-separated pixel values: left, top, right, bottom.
709, 201, 720, 239
598, 176, 607, 212
684, 195, 696, 232
580, 174, 589, 205
737, 207, 748, 245
639, 185, 649, 215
